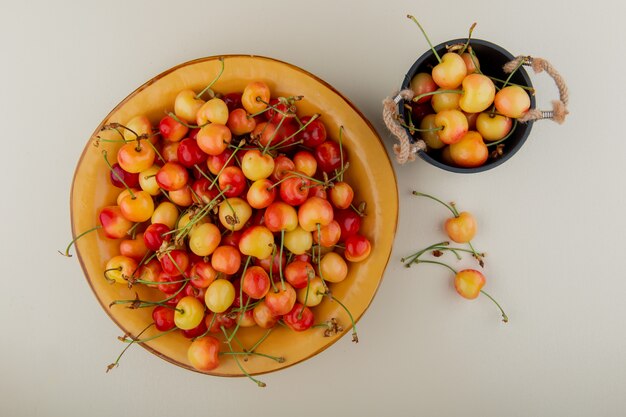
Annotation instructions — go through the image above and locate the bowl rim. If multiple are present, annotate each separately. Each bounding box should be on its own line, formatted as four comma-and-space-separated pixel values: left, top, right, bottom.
70, 54, 399, 376
399, 38, 536, 174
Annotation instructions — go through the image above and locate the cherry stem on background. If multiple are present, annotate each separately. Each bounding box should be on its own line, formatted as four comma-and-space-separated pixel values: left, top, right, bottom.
480, 289, 509, 323
220, 326, 266, 387
106, 323, 154, 373
407, 15, 441, 63
119, 326, 177, 344
459, 22, 477, 55
59, 225, 102, 257
412, 191, 459, 217
324, 292, 358, 343
195, 57, 225, 99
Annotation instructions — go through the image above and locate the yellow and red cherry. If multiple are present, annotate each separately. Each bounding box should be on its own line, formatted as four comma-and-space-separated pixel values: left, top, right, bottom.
160, 249, 190, 277
152, 305, 175, 331
136, 259, 161, 288
189, 261, 218, 289
334, 208, 361, 242
197, 123, 232, 156
142, 223, 170, 251
241, 266, 271, 299
174, 89, 205, 123
241, 81, 270, 114
151, 201, 178, 229
109, 162, 139, 189
123, 115, 153, 143
458, 74, 496, 113
119, 232, 149, 261
344, 234, 372, 262
160, 141, 180, 163
312, 220, 341, 248
271, 156, 295, 182
138, 165, 161, 196
159, 115, 188, 142
204, 311, 236, 334
247, 179, 276, 209
253, 300, 278, 329
297, 115, 327, 148
410, 72, 438, 104
298, 197, 334, 232
431, 88, 461, 113
177, 138, 208, 168
115, 188, 139, 206
255, 251, 287, 277
218, 197, 252, 231
187, 336, 220, 372
99, 206, 133, 239
266, 98, 296, 124
432, 52, 467, 89
156, 271, 184, 295
196, 97, 229, 126
284, 260, 315, 289
204, 279, 236, 313
265, 282, 297, 316
174, 296, 205, 330
449, 131, 488, 168
494, 85, 531, 118
445, 211, 477, 243
104, 255, 138, 284
117, 141, 156, 174
264, 201, 299, 233
155, 162, 189, 191
434, 109, 469, 145
454, 269, 485, 299
168, 184, 193, 207
206, 149, 235, 175
284, 226, 313, 255
314, 140, 346, 173
227, 108, 256, 136
283, 303, 315, 332
189, 222, 221, 257
210, 245, 241, 275
293, 151, 317, 177
279, 176, 310, 206
241, 149, 275, 181
420, 114, 445, 149
296, 277, 325, 307
319, 252, 348, 283
218, 166, 247, 198
239, 225, 275, 259
308, 184, 327, 200
329, 182, 354, 210
235, 309, 257, 328
461, 52, 480, 74
119, 190, 155, 222
476, 112, 513, 141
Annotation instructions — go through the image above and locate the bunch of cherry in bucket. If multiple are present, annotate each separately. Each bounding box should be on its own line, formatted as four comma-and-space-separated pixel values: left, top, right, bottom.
402, 17, 534, 168
403, 192, 508, 323
63, 60, 372, 386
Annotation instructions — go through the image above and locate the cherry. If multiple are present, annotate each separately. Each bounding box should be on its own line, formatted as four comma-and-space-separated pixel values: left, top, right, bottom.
177, 138, 208, 168
434, 109, 469, 145
314, 140, 346, 173
449, 131, 488, 168
241, 81, 270, 114
119, 233, 148, 261
187, 336, 220, 372
252, 301, 278, 329
174, 89, 205, 123
297, 115, 327, 148
210, 246, 241, 275
191, 177, 219, 205
174, 296, 205, 330
197, 98, 229, 126
284, 260, 315, 289
218, 166, 247, 198
264, 282, 296, 316
159, 115, 189, 142
181, 315, 208, 339
298, 196, 334, 232
227, 108, 256, 136
494, 85, 531, 118
247, 179, 276, 209
160, 249, 190, 277
344, 234, 372, 262
222, 92, 242, 112
239, 225, 275, 259
279, 176, 309, 206
264, 201, 298, 233
218, 197, 252, 232
334, 209, 361, 241
197, 124, 232, 156
329, 182, 354, 210
207, 148, 235, 176
156, 162, 189, 191
432, 52, 467, 89
99, 206, 134, 239
204, 278, 236, 313
109, 163, 139, 189
476, 113, 513, 142
410, 72, 438, 104
241, 266, 271, 299
152, 305, 176, 331
271, 156, 296, 182
283, 303, 314, 332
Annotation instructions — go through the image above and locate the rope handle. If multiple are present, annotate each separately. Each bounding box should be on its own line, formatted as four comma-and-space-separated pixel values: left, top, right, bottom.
382, 89, 425, 164
503, 56, 569, 124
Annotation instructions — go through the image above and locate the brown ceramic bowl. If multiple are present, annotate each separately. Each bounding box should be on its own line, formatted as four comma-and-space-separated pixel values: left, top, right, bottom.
70, 55, 398, 376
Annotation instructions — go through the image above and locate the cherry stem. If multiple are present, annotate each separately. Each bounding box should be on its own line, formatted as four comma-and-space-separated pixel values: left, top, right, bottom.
486, 119, 518, 148
338, 126, 345, 182
266, 113, 320, 151
103, 122, 139, 139
279, 230, 285, 290
166, 111, 209, 129
459, 22, 477, 55
120, 326, 177, 343
480, 289, 509, 323
395, 116, 443, 133
195, 57, 224, 99
413, 259, 458, 274
229, 256, 252, 343
467, 48, 484, 75
412, 89, 462, 103
269, 245, 278, 293
194, 164, 214, 182
501, 58, 525, 89
284, 170, 325, 186
59, 225, 102, 257
412, 191, 459, 217
486, 76, 534, 92
102, 150, 136, 199
299, 268, 314, 319
407, 15, 441, 63
220, 326, 267, 387
209, 141, 246, 190
248, 328, 273, 353
401, 241, 450, 265
324, 293, 358, 343
219, 351, 284, 363
106, 323, 154, 373
262, 113, 287, 155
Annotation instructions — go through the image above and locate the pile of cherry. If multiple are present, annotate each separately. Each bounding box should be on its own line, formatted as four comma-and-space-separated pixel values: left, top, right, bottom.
403, 17, 533, 168
66, 64, 371, 386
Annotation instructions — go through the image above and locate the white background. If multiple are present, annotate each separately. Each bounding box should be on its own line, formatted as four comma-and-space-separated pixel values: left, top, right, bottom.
2, 1, 626, 416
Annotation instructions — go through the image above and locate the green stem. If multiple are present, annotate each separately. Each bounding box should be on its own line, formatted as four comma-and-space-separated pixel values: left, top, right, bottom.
106, 323, 154, 372
196, 57, 225, 99
407, 15, 441, 62
325, 293, 358, 343
166, 111, 209, 129
412, 89, 462, 104
120, 326, 177, 343
413, 259, 458, 274
501, 58, 525, 89
248, 328, 273, 353
486, 119, 518, 148
401, 241, 449, 265
412, 191, 459, 217
338, 126, 345, 182
279, 230, 285, 290
459, 22, 477, 55
59, 225, 102, 257
102, 150, 135, 199
480, 289, 509, 323
220, 327, 266, 387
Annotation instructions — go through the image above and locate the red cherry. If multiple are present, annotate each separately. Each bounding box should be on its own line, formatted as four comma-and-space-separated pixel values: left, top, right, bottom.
181, 316, 208, 339
279, 176, 309, 206
143, 223, 171, 251
109, 163, 139, 189
314, 140, 346, 173
152, 306, 176, 331
283, 303, 314, 332
177, 138, 208, 168
160, 249, 189, 277
222, 92, 242, 112
334, 209, 362, 241
297, 116, 327, 148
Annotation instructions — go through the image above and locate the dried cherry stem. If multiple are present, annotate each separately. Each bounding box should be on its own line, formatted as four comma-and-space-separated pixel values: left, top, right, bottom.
59, 225, 102, 257
401, 241, 450, 265
480, 290, 509, 323
407, 15, 441, 63
412, 191, 459, 217
103, 267, 122, 284
220, 326, 267, 387
195, 57, 224, 99
166, 111, 209, 129
102, 122, 138, 139
459, 22, 477, 55
106, 323, 154, 372
485, 119, 518, 147
412, 89, 462, 103
324, 292, 358, 343
350, 201, 367, 217
102, 150, 135, 199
